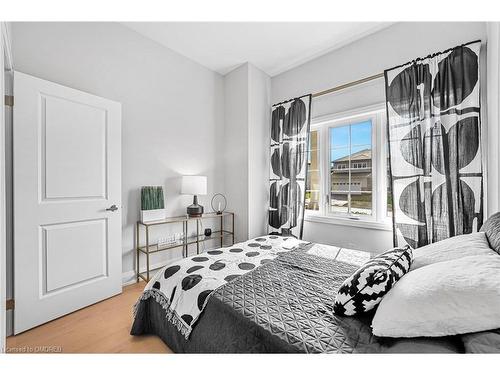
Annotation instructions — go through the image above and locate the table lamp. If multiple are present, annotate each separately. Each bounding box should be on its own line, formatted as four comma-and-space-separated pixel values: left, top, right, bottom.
181, 175, 207, 217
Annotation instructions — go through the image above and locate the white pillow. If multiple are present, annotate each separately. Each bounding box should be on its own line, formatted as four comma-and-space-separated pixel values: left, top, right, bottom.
372, 254, 500, 338
411, 232, 495, 270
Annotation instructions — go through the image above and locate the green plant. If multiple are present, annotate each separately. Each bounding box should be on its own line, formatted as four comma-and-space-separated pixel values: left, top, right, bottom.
141, 186, 165, 210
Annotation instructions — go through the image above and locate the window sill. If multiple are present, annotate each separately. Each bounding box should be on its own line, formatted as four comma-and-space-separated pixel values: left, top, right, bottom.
304, 214, 393, 231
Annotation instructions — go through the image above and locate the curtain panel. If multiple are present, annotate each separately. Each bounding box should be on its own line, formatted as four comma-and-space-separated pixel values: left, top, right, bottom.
268, 95, 312, 239
385, 41, 483, 248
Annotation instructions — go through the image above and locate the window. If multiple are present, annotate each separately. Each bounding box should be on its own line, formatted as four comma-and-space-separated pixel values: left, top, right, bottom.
305, 105, 391, 227
305, 130, 320, 210
330, 120, 373, 216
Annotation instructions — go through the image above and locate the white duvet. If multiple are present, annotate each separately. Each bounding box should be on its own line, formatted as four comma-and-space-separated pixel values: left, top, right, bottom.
134, 235, 307, 338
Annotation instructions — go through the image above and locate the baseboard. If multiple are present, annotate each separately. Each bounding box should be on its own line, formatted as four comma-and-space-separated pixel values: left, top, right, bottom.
121, 258, 173, 286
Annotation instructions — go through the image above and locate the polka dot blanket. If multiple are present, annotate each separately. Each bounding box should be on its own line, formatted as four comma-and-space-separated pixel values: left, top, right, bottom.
133, 235, 308, 339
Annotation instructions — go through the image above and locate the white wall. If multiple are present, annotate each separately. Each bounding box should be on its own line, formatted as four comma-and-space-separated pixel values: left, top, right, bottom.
224, 63, 271, 241
248, 64, 271, 239
11, 22, 226, 286
487, 23, 500, 216
224, 64, 249, 242
272, 22, 488, 252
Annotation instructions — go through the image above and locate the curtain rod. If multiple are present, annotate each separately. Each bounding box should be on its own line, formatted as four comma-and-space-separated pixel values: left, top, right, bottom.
311, 72, 384, 98
272, 72, 384, 107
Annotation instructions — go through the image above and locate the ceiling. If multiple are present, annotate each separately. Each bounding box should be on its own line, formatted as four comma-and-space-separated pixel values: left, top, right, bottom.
122, 22, 393, 76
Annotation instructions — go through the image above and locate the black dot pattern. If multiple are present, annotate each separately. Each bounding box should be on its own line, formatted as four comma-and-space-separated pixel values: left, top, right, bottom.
238, 262, 255, 270
186, 265, 204, 273
197, 290, 213, 310
140, 235, 295, 338
164, 265, 180, 279
207, 250, 223, 255
170, 286, 177, 302
182, 274, 202, 291
181, 314, 193, 325
209, 262, 226, 271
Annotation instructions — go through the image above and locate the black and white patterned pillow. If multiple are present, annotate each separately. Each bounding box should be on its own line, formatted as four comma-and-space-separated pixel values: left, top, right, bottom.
333, 246, 413, 316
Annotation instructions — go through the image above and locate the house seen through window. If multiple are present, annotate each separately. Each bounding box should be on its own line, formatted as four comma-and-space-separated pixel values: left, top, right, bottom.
305, 106, 392, 224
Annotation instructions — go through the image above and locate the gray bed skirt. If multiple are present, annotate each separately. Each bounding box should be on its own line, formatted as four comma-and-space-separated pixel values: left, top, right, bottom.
131, 295, 470, 353
131, 290, 301, 353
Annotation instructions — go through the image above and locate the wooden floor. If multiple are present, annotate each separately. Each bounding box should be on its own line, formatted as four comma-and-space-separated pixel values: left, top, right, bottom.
6, 282, 172, 353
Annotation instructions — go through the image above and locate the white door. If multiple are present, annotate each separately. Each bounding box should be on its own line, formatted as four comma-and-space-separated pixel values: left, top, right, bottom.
13, 72, 122, 334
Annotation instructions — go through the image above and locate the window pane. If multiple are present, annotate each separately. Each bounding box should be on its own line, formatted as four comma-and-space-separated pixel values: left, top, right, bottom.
350, 121, 372, 146
329, 120, 373, 216
330, 125, 349, 149
330, 147, 350, 214
306, 130, 320, 211
351, 192, 372, 215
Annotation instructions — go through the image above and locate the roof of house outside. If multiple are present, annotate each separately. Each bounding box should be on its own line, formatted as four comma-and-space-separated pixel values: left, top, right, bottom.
332, 148, 371, 163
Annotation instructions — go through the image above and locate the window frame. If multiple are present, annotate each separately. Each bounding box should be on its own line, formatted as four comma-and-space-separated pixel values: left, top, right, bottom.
305, 103, 392, 231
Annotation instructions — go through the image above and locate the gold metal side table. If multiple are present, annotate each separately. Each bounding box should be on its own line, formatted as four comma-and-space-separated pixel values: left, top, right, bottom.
136, 211, 234, 282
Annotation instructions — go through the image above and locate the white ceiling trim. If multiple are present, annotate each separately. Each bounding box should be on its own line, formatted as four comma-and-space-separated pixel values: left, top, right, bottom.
267, 23, 393, 76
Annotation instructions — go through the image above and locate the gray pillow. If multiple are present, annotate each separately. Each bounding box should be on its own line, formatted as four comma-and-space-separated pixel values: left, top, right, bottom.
411, 232, 496, 270
480, 212, 500, 255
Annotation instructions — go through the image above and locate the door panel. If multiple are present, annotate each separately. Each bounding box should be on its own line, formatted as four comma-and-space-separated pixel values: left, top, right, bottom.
14, 71, 122, 334
43, 94, 107, 200
43, 219, 107, 294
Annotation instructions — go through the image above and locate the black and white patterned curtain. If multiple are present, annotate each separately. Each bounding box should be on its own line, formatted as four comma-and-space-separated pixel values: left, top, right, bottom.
269, 95, 312, 239
385, 41, 483, 249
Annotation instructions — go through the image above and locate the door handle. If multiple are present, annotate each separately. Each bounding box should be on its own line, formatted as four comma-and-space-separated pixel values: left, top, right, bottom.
106, 204, 118, 212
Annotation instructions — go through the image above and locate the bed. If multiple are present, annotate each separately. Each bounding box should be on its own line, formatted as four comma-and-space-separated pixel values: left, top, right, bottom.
130, 217, 500, 353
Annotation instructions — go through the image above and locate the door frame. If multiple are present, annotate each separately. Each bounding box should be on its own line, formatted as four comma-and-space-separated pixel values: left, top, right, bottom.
1, 21, 13, 352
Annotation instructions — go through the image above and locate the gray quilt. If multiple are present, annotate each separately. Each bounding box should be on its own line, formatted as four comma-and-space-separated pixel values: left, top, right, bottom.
213, 248, 370, 353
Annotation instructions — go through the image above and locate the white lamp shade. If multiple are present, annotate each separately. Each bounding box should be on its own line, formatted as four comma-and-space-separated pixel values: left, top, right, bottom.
181, 175, 207, 195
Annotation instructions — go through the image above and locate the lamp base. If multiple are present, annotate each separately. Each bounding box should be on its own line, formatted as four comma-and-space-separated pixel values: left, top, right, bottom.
187, 195, 204, 217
